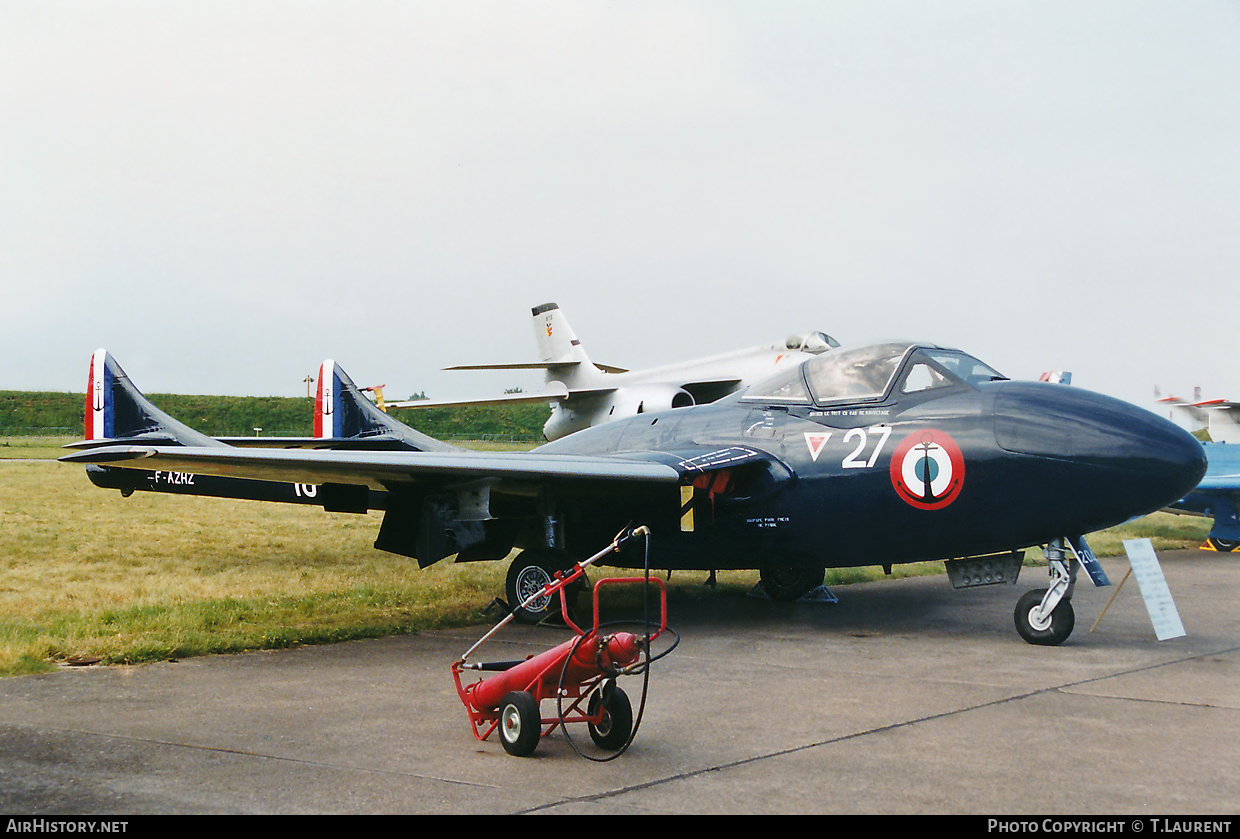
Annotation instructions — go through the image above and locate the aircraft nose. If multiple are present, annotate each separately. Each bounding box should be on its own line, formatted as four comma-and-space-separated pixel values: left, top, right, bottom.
995, 383, 1207, 519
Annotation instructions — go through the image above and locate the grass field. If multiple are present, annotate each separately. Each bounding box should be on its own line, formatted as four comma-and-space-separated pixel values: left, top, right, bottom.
0, 436, 78, 460
0, 447, 1212, 676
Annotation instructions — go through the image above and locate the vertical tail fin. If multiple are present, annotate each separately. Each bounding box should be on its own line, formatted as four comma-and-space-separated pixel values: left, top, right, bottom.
531, 302, 594, 367
83, 349, 222, 447
314, 359, 460, 452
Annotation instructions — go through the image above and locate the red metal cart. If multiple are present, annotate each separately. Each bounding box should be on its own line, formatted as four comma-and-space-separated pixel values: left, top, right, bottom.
451, 527, 670, 757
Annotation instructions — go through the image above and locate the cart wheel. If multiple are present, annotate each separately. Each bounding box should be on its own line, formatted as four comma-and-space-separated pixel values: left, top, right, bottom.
499, 691, 541, 757
587, 683, 633, 751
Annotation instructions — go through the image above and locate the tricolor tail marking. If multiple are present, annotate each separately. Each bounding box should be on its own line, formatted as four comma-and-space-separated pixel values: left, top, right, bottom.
86, 348, 112, 440
315, 360, 340, 438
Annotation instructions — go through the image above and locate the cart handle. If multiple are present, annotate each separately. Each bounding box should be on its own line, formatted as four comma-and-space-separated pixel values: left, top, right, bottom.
457, 526, 650, 665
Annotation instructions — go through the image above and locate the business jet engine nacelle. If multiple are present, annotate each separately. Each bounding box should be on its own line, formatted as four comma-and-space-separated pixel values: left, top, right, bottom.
543, 384, 694, 441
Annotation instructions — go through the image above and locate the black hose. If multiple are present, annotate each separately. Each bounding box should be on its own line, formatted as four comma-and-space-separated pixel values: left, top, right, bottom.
556, 525, 674, 761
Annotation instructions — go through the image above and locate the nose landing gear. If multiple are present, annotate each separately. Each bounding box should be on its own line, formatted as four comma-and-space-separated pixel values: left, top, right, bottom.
1015, 587, 1076, 646
1014, 536, 1106, 646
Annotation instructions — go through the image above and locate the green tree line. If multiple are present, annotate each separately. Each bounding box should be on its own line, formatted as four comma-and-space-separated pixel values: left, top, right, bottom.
0, 391, 549, 441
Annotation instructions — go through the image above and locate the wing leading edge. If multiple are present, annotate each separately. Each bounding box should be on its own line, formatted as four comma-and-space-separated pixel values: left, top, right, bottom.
59, 444, 683, 490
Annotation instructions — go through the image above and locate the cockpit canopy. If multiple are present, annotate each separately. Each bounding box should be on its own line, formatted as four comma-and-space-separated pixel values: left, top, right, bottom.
784, 332, 841, 353
744, 341, 1006, 406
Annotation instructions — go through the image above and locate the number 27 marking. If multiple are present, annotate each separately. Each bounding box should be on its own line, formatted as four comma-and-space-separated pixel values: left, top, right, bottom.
841, 425, 893, 469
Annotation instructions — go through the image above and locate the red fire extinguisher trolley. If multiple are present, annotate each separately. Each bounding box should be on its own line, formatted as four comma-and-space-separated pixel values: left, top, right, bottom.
451, 526, 673, 758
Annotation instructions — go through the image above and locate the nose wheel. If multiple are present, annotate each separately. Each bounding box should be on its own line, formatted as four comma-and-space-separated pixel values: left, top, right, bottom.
1013, 537, 1084, 646
1014, 588, 1076, 645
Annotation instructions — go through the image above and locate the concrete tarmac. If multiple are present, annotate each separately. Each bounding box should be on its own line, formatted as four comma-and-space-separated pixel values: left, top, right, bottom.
1, 550, 1237, 815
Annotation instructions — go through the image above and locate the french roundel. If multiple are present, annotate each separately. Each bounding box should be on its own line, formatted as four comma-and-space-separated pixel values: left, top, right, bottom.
889, 429, 965, 510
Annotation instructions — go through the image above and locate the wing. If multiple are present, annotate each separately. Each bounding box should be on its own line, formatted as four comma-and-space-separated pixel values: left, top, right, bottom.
1196, 464, 1240, 492
62, 436, 777, 566
386, 380, 639, 411
443, 362, 628, 374
386, 381, 577, 410
60, 444, 682, 490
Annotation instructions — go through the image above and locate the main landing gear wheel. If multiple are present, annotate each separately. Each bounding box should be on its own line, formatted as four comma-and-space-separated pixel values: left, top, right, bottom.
498, 690, 541, 757
1206, 537, 1240, 552
587, 681, 633, 751
1014, 588, 1075, 646
506, 550, 584, 624
760, 565, 826, 601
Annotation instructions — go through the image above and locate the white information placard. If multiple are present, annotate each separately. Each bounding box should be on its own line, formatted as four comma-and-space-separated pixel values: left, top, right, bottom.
1122, 538, 1186, 641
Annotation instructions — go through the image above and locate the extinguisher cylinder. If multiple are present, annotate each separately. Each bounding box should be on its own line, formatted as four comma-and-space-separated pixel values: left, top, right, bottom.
466, 632, 645, 712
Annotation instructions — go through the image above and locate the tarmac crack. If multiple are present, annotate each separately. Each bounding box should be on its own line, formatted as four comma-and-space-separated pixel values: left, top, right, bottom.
519, 642, 1240, 814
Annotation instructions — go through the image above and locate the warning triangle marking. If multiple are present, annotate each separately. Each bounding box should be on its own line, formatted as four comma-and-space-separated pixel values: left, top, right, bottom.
805, 432, 832, 462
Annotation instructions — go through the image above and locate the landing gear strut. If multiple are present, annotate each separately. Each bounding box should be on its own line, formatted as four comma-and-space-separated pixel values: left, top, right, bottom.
1203, 500, 1240, 552
1014, 538, 1079, 646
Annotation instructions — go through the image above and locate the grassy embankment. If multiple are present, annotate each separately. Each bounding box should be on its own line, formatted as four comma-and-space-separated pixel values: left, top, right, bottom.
0, 388, 550, 442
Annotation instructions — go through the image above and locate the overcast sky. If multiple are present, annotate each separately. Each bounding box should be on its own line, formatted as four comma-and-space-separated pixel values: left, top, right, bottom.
3, 1, 1238, 414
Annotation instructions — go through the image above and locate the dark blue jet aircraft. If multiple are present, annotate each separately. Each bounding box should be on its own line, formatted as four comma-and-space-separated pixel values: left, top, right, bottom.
63, 342, 1206, 646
